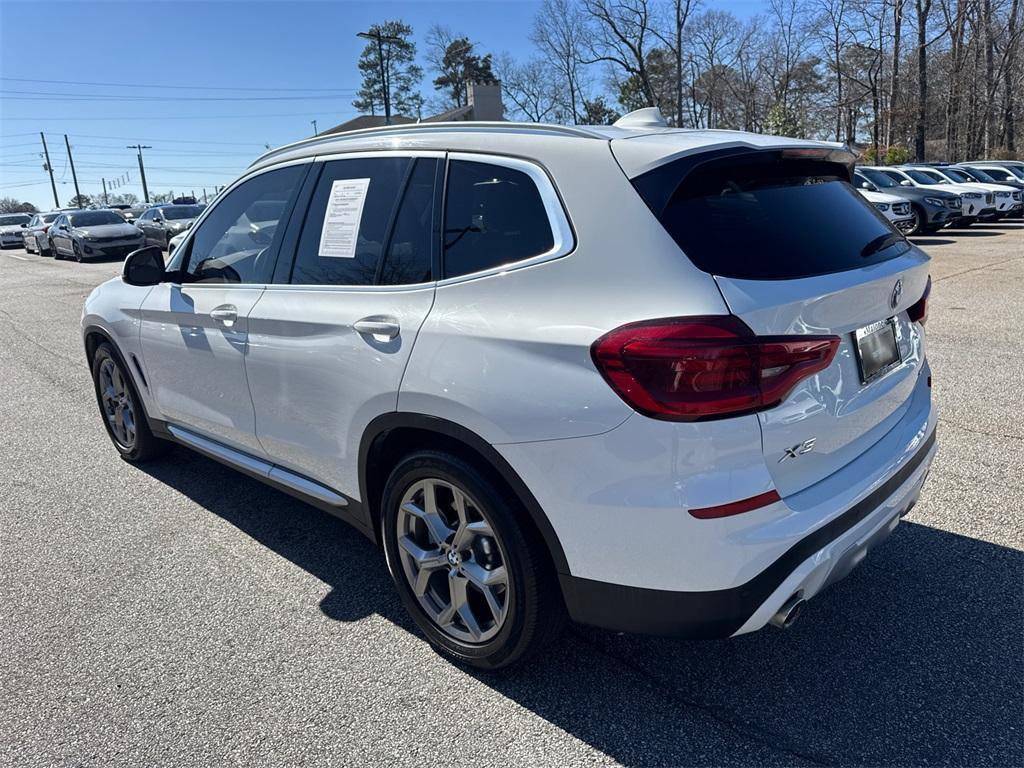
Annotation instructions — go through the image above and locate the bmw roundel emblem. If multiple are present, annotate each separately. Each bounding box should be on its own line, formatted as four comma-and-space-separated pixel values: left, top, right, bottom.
891, 279, 903, 309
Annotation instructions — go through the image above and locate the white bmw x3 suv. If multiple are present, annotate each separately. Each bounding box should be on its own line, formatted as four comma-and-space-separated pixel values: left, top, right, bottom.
83, 110, 937, 669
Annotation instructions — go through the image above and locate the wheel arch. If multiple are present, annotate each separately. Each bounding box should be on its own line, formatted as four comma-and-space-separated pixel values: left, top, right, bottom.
359, 413, 571, 576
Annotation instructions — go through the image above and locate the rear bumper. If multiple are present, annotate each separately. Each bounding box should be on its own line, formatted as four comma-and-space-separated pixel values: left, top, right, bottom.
560, 427, 936, 637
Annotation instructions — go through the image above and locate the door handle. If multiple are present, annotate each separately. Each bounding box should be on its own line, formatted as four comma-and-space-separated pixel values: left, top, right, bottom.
353, 316, 400, 339
210, 305, 238, 327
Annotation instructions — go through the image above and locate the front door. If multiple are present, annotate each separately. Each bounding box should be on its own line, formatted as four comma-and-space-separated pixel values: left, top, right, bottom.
137, 162, 310, 455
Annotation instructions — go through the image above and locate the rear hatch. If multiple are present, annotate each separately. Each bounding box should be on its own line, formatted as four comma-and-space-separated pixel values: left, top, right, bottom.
620, 142, 930, 496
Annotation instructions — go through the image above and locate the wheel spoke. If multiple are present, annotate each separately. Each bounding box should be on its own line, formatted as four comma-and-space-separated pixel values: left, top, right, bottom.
449, 574, 483, 641
111, 364, 125, 397
461, 561, 507, 589
402, 497, 453, 546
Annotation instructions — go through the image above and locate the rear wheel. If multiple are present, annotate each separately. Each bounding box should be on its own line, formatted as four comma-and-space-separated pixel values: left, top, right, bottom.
51, 239, 62, 260
90, 343, 167, 462
381, 450, 564, 669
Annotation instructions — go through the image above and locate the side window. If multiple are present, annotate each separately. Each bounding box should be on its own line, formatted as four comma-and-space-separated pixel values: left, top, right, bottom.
138, 210, 151, 221
290, 156, 410, 286
442, 159, 555, 279
180, 164, 304, 284
379, 158, 437, 285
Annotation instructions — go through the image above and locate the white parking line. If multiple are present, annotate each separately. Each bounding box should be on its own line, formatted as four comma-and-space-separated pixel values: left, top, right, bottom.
6, 253, 30, 261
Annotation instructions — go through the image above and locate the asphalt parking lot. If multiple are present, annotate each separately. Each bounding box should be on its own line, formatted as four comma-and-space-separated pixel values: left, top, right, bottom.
2, 223, 1022, 767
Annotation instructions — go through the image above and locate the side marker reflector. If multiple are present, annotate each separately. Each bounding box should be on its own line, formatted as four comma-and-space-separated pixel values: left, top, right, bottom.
689, 489, 782, 520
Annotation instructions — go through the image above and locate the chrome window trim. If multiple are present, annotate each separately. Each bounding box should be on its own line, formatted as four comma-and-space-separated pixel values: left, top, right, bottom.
437, 151, 576, 286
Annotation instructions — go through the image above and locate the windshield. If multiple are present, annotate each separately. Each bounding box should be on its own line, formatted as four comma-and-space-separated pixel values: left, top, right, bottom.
960, 167, 996, 182
903, 169, 940, 185
162, 205, 203, 220
70, 211, 125, 227
858, 168, 899, 189
636, 155, 908, 281
42, 213, 59, 223
940, 168, 973, 183
0, 214, 31, 226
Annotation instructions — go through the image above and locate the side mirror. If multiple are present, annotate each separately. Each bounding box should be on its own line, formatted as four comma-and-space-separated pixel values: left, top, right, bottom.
20, 222, 27, 228
123, 245, 166, 286
900, 179, 912, 186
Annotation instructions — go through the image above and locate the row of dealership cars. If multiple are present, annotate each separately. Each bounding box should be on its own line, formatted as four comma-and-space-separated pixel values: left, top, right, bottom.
0, 201, 204, 261
853, 160, 1024, 234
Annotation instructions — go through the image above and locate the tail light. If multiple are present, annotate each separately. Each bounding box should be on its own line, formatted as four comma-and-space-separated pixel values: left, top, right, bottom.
591, 316, 840, 421
907, 276, 931, 325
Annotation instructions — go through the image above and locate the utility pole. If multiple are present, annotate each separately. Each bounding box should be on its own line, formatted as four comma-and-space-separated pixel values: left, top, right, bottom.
357, 29, 403, 125
202, 187, 207, 203
127, 144, 152, 203
39, 132, 59, 209
64, 134, 81, 208
102, 178, 109, 206
311, 119, 318, 135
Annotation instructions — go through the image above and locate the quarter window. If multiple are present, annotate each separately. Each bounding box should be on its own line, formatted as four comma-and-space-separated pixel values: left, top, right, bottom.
290, 157, 411, 286
442, 159, 555, 279
177, 164, 305, 284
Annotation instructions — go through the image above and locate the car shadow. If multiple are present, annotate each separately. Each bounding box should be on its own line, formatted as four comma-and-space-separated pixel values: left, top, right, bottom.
138, 446, 1023, 767
909, 237, 956, 246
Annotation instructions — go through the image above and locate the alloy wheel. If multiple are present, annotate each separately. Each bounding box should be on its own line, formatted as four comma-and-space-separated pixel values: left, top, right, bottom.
98, 358, 136, 449
395, 478, 510, 644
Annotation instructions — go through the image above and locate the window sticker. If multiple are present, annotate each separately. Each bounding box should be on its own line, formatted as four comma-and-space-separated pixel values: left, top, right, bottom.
318, 178, 370, 258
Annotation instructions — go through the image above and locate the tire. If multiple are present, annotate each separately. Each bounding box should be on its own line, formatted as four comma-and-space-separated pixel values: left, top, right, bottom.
24, 237, 34, 254
39, 236, 51, 257
90, 342, 167, 463
381, 450, 565, 669
73, 242, 84, 263
51, 240, 62, 260
906, 205, 926, 236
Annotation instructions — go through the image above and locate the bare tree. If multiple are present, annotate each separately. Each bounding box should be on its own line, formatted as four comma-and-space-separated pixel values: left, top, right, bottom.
533, 0, 591, 122
495, 54, 562, 122
580, 0, 664, 110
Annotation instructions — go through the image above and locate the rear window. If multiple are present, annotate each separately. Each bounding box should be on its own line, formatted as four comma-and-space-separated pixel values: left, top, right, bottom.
636, 155, 908, 280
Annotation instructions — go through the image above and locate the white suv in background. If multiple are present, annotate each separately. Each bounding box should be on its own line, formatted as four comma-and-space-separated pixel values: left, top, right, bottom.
82, 112, 937, 669
903, 165, 1019, 218
857, 188, 915, 233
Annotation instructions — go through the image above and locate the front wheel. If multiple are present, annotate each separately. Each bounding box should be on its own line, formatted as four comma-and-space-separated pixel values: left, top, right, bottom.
381, 451, 564, 669
90, 343, 167, 462
73, 242, 84, 262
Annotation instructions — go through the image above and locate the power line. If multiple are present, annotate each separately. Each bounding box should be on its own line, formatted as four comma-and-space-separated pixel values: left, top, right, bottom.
5, 112, 353, 121
1, 90, 356, 102
0, 77, 358, 92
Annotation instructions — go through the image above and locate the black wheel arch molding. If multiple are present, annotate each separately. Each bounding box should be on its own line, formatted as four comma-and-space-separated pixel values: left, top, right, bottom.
358, 412, 571, 576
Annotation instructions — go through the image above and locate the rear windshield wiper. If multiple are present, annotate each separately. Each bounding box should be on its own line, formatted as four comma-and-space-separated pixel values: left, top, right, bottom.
860, 232, 905, 258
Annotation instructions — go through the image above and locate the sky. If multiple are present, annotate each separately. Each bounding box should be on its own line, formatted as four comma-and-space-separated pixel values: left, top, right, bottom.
0, 0, 759, 210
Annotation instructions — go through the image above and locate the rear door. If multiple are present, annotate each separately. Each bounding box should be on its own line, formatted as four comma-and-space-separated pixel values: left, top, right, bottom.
245, 153, 441, 499
627, 149, 930, 496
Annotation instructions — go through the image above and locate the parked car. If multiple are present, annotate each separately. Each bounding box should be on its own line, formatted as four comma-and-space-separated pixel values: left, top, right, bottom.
83, 112, 937, 669
877, 166, 991, 226
955, 165, 1024, 218
960, 159, 1024, 181
854, 168, 961, 235
901, 164, 1018, 220
857, 189, 915, 233
167, 229, 187, 257
49, 209, 146, 262
135, 203, 204, 249
22, 212, 63, 255
0, 212, 32, 248
121, 204, 151, 224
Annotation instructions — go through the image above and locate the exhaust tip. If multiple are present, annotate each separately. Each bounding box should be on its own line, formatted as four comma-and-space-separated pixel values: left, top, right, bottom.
769, 594, 806, 629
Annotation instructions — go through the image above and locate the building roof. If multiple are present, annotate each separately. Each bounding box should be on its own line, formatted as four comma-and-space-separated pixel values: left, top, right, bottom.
320, 114, 416, 136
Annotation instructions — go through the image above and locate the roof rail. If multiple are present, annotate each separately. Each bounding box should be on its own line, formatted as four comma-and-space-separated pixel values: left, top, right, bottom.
250, 120, 604, 168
